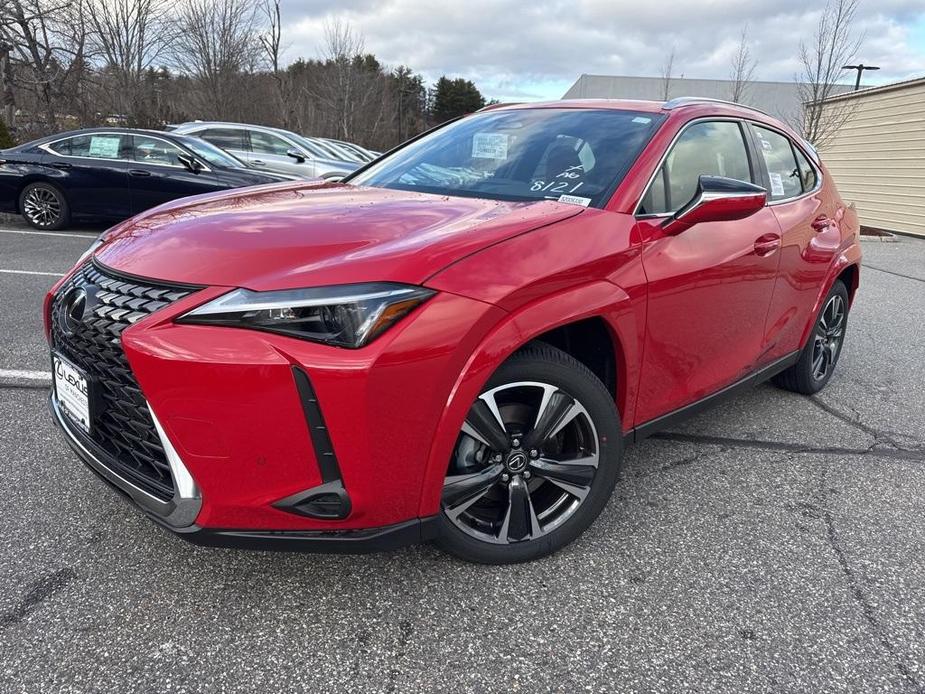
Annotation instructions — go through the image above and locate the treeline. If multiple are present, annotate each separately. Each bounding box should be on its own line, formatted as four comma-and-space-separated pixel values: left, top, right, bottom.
0, 0, 488, 149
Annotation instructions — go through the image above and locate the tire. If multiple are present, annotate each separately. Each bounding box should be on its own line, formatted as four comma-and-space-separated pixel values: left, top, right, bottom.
772, 279, 850, 395
436, 343, 623, 564
19, 181, 70, 230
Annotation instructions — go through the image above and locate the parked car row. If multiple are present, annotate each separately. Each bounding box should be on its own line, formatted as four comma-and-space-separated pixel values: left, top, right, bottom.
169, 122, 366, 180
0, 121, 379, 229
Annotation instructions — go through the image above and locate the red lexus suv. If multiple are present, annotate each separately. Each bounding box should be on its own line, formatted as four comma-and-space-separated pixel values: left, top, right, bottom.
46, 98, 860, 563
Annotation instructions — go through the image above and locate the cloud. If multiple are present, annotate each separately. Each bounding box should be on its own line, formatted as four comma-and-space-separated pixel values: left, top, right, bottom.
280, 0, 925, 100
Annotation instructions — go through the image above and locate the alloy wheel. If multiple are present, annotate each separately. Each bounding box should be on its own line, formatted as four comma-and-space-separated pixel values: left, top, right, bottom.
23, 187, 61, 228
811, 293, 846, 381
443, 381, 600, 545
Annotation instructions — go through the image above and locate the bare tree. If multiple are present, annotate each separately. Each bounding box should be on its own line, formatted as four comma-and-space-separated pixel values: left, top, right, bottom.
729, 25, 757, 103
659, 47, 675, 100
0, 0, 80, 129
171, 0, 260, 118
258, 0, 291, 128
310, 19, 385, 141
797, 0, 862, 148
84, 0, 175, 125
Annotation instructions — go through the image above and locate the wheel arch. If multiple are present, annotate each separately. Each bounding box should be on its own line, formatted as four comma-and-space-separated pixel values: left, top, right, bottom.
416, 280, 642, 518
798, 247, 861, 349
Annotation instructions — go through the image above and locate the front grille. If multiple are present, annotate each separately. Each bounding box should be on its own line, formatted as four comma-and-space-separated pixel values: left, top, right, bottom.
50, 261, 199, 501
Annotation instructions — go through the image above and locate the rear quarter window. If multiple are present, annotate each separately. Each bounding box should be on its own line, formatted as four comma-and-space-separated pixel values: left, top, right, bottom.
753, 126, 802, 201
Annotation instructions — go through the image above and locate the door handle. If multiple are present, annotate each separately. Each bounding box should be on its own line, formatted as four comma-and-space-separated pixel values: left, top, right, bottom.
50, 162, 71, 170
129, 169, 152, 177
251, 159, 265, 166
811, 216, 831, 231
754, 233, 781, 257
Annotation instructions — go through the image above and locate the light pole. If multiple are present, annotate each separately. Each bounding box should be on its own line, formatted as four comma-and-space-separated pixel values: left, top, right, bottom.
842, 64, 881, 91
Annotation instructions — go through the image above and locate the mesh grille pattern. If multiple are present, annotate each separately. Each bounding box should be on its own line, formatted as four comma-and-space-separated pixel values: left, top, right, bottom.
51, 261, 198, 501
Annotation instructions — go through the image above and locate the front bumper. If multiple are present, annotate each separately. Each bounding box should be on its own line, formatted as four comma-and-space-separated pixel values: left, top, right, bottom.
50, 392, 439, 552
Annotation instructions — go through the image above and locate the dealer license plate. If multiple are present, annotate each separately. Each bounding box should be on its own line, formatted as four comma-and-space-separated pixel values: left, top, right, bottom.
52, 352, 91, 434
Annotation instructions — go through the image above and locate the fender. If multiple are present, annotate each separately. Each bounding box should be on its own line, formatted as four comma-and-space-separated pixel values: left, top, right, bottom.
796, 237, 862, 350
415, 279, 644, 517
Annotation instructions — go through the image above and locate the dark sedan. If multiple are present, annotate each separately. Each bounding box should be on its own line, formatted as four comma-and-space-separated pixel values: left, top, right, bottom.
0, 128, 292, 229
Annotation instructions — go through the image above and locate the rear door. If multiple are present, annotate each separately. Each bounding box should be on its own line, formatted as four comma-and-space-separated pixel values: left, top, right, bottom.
749, 124, 839, 362
43, 133, 132, 219
634, 119, 782, 423
127, 134, 220, 213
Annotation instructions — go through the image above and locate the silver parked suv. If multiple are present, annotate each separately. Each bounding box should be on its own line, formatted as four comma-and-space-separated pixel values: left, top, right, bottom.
171, 122, 360, 180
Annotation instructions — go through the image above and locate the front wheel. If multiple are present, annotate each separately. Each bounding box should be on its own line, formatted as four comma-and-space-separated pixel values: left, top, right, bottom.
436, 344, 623, 564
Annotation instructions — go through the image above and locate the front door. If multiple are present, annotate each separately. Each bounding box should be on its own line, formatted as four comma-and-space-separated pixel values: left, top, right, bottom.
634, 119, 781, 423
127, 134, 219, 214
247, 129, 315, 177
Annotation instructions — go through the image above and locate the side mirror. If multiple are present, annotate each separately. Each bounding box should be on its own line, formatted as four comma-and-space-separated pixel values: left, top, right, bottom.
177, 152, 203, 173
661, 175, 767, 235
286, 148, 306, 163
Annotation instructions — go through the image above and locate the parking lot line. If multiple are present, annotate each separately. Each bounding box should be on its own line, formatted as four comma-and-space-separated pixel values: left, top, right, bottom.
0, 269, 64, 277
0, 228, 97, 239
0, 369, 51, 381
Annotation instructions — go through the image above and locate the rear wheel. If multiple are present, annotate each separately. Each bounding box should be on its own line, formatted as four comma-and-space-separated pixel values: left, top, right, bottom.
20, 182, 70, 230
773, 280, 849, 394
436, 344, 622, 564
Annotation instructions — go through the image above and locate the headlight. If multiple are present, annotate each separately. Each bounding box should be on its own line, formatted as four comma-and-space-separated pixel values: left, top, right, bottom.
177, 282, 435, 348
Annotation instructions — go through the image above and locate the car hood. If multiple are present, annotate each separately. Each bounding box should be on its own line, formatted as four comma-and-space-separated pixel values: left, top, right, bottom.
94, 182, 584, 290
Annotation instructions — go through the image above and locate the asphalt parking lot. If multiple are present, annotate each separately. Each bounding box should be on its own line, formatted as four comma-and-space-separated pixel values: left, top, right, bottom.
1, 219, 923, 693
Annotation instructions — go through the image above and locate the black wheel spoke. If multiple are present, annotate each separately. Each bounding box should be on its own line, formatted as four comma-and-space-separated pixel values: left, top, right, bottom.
462, 398, 510, 452
501, 476, 538, 542
525, 387, 580, 449
442, 463, 504, 518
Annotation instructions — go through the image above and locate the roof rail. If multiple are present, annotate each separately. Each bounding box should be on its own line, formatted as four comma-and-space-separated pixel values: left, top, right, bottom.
663, 96, 773, 118
477, 102, 523, 112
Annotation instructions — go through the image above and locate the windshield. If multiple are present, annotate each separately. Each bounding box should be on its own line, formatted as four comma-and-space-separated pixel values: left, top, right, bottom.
181, 136, 245, 168
348, 108, 664, 207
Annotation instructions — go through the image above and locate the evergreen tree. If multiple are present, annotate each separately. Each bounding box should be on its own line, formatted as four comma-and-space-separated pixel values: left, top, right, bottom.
430, 77, 486, 125
0, 118, 14, 149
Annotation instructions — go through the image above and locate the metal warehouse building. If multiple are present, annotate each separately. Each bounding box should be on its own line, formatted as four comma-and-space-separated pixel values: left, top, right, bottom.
818, 77, 925, 238
563, 74, 852, 126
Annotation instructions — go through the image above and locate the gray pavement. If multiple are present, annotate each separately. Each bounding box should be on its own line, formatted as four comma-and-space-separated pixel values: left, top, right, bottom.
0, 224, 923, 693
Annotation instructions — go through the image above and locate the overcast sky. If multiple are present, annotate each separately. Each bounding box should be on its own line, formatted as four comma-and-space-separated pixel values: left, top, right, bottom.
279, 1, 925, 101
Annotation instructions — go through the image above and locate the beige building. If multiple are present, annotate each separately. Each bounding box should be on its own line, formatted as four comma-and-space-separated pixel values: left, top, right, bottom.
819, 77, 925, 238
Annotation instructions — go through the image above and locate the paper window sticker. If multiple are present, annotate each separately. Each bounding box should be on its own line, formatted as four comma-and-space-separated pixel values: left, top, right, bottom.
632, 116, 651, 124
471, 132, 509, 160
769, 172, 785, 197
89, 136, 120, 158
558, 194, 592, 207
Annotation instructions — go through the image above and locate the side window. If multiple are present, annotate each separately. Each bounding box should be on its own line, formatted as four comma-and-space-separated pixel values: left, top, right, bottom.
793, 146, 818, 193
200, 128, 245, 151
753, 126, 802, 200
131, 135, 184, 166
49, 134, 130, 160
249, 130, 292, 156
640, 121, 752, 215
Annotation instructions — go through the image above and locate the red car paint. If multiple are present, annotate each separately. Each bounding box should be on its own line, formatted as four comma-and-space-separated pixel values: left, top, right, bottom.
47, 99, 861, 536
